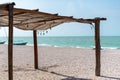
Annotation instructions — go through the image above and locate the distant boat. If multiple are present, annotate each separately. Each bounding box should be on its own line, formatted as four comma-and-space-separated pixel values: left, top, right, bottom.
0, 41, 6, 44
13, 40, 27, 45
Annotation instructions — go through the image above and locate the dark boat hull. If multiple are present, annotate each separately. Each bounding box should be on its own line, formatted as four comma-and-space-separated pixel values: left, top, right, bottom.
0, 41, 5, 44
13, 42, 27, 45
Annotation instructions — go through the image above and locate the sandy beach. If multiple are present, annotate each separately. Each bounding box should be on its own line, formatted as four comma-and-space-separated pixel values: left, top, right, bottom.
0, 44, 120, 80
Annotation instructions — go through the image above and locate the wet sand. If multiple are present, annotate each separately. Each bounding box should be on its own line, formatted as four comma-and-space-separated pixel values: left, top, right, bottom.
0, 44, 120, 80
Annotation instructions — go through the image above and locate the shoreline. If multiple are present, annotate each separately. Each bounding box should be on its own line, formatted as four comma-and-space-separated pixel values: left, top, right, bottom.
2, 43, 120, 50
26, 44, 120, 50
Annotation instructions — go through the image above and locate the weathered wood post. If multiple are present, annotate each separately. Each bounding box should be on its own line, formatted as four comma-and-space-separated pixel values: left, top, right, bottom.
8, 3, 15, 80
33, 30, 38, 69
94, 18, 101, 76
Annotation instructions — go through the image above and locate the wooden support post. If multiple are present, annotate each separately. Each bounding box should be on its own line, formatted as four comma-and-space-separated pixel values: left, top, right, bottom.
33, 30, 38, 69
95, 18, 101, 76
8, 3, 14, 80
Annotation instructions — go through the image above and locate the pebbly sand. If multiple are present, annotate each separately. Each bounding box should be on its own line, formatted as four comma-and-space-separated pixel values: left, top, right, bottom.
0, 44, 120, 80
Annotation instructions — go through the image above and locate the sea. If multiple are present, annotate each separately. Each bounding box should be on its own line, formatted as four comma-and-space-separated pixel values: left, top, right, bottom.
0, 36, 120, 49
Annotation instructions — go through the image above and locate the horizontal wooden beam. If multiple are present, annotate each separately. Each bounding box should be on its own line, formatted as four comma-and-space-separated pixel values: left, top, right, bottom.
0, 2, 15, 10
76, 19, 93, 24
77, 17, 107, 23
95, 17, 107, 20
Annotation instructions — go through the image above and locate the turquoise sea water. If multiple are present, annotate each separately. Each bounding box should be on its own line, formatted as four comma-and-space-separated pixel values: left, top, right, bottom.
1, 36, 120, 49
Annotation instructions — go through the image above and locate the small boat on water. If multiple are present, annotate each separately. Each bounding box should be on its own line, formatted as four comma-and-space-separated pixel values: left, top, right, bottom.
13, 40, 27, 45
0, 41, 6, 44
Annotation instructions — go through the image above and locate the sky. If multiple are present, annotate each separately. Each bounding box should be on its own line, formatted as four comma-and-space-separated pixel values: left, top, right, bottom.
0, 0, 120, 36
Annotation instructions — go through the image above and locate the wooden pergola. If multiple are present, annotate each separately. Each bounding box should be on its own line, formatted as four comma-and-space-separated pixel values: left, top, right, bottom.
0, 2, 106, 80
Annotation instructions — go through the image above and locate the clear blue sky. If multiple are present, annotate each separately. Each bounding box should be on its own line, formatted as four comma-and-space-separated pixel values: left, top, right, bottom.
0, 0, 120, 36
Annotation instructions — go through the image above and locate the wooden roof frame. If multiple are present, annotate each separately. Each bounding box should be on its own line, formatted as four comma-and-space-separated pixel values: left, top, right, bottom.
0, 2, 106, 80
0, 3, 106, 30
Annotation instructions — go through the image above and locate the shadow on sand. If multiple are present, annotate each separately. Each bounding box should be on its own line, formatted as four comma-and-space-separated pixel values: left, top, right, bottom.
4, 68, 36, 72
39, 68, 92, 80
100, 75, 120, 80
61, 77, 92, 80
